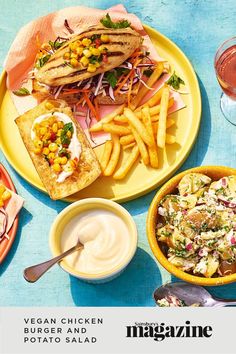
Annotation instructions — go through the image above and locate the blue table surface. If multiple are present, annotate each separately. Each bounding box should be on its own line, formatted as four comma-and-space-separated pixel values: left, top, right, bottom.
1, 0, 236, 306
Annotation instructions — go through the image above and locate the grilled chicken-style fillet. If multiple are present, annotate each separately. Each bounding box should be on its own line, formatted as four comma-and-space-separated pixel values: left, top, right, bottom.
35, 27, 142, 87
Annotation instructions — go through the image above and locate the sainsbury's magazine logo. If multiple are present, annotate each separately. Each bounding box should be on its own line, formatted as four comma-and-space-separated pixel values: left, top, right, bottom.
126, 321, 212, 342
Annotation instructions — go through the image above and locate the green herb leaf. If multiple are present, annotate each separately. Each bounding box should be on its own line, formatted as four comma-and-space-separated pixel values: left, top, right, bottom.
61, 123, 74, 146
105, 71, 117, 88
115, 67, 129, 77
167, 72, 185, 90
143, 68, 154, 77
100, 13, 130, 29
13, 87, 30, 96
49, 40, 66, 51
36, 54, 51, 68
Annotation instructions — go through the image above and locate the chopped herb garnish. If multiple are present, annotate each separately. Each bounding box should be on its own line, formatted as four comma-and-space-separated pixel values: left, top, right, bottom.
58, 148, 70, 159
13, 87, 30, 96
61, 123, 74, 146
89, 55, 102, 64
49, 40, 66, 51
90, 34, 101, 42
36, 54, 51, 68
100, 13, 130, 29
167, 72, 185, 90
143, 68, 154, 77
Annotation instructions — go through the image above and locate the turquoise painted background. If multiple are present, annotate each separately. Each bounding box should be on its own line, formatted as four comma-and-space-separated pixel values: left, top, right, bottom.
0, 0, 236, 306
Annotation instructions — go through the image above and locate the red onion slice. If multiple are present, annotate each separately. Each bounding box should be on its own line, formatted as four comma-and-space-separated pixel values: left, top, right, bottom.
94, 73, 104, 96
109, 86, 115, 101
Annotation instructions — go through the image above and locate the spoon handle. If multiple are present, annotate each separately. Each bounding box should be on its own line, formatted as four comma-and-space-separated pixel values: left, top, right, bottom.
23, 243, 83, 283
213, 298, 236, 307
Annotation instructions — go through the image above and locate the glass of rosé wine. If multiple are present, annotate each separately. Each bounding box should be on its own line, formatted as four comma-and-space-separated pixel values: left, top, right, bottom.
215, 37, 236, 125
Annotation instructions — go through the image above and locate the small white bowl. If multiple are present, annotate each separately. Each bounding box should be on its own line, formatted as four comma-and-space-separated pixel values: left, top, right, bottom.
49, 198, 138, 283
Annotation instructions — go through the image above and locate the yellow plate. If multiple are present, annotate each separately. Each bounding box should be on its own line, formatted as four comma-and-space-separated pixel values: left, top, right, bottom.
0, 25, 201, 203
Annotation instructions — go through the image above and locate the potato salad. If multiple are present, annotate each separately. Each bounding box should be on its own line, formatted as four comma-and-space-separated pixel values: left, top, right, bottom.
157, 173, 236, 277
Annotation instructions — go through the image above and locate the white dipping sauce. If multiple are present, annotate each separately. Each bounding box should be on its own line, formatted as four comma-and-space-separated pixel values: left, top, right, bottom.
60, 209, 131, 274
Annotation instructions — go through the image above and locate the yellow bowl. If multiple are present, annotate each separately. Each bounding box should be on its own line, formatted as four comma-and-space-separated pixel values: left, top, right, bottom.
147, 166, 236, 286
49, 198, 138, 283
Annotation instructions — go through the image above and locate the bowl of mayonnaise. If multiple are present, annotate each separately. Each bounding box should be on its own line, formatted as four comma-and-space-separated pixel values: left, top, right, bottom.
49, 198, 138, 283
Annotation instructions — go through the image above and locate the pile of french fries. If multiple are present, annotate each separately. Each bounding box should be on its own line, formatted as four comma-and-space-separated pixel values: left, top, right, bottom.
90, 66, 177, 180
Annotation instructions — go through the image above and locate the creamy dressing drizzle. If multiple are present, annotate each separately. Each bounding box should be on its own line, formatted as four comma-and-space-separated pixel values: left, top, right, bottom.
31, 112, 81, 183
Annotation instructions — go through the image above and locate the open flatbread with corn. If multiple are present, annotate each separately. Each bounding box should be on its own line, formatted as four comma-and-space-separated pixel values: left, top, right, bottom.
15, 99, 101, 200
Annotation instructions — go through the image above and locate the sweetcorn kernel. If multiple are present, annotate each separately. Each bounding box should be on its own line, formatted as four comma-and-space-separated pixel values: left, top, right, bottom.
76, 47, 84, 56
52, 123, 58, 133
80, 56, 89, 67
98, 45, 107, 52
90, 47, 101, 56
101, 34, 109, 43
63, 52, 70, 60
66, 131, 72, 138
49, 143, 58, 152
33, 147, 42, 155
87, 64, 97, 73
48, 116, 56, 125
39, 127, 47, 136
70, 58, 79, 67
58, 121, 64, 129
43, 132, 51, 140
48, 152, 55, 159
33, 139, 43, 149
54, 157, 62, 164
2, 190, 11, 201
69, 42, 78, 52
70, 53, 78, 59
57, 129, 63, 137
82, 38, 91, 47
60, 156, 68, 165
53, 163, 61, 173
83, 49, 92, 58
42, 147, 50, 155
95, 62, 101, 68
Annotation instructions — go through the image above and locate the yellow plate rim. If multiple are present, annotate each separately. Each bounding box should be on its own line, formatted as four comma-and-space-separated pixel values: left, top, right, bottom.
0, 25, 202, 203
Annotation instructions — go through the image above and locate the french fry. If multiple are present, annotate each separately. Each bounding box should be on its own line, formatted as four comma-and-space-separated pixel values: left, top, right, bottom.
113, 114, 128, 124
137, 86, 164, 110
99, 140, 113, 173
130, 62, 164, 109
153, 117, 176, 134
113, 145, 140, 180
120, 134, 135, 146
102, 123, 131, 136
89, 104, 125, 132
136, 97, 174, 119
157, 85, 170, 148
124, 108, 153, 147
142, 107, 158, 168
123, 142, 136, 150
131, 127, 149, 165
166, 134, 176, 144
103, 135, 121, 176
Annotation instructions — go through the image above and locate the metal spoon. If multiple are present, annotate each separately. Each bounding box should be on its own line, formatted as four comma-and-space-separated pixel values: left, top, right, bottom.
153, 282, 236, 307
23, 241, 83, 283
